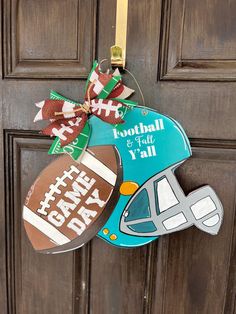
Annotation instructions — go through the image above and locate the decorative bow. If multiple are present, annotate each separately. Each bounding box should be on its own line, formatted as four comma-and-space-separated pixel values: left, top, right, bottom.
34, 61, 137, 161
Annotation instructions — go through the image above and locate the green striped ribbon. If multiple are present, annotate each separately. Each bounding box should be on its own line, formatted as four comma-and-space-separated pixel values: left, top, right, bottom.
48, 91, 91, 162
97, 74, 137, 128
98, 75, 121, 99
111, 98, 138, 130
47, 61, 137, 161
85, 60, 137, 122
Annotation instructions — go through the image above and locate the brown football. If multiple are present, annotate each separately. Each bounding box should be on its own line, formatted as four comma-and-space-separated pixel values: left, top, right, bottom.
23, 145, 122, 254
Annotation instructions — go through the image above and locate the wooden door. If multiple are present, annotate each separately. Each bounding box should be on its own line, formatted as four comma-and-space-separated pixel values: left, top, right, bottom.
1, 1, 235, 313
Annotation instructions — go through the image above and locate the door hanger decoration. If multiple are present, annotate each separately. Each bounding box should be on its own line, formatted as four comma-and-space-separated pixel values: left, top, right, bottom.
23, 61, 224, 254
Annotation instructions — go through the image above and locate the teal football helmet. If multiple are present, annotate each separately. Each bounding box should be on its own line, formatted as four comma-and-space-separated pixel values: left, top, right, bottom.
88, 107, 223, 247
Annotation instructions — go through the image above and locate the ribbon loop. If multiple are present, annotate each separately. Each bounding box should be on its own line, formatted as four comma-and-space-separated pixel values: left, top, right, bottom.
34, 61, 137, 161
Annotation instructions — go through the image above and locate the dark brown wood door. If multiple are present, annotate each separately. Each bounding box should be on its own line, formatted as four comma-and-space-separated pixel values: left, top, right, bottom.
1, 1, 235, 313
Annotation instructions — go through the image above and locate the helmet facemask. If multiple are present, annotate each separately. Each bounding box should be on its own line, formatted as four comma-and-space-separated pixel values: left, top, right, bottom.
120, 161, 223, 237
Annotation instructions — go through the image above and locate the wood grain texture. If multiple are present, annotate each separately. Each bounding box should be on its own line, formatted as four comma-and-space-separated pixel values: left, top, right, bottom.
8, 137, 232, 314
159, 0, 236, 80
151, 139, 236, 314
0, 0, 7, 311
3, 0, 97, 78
4, 131, 92, 314
89, 237, 149, 314
1, 0, 236, 313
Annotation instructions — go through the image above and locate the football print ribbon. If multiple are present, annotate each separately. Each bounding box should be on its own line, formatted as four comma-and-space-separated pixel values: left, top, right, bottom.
34, 61, 137, 161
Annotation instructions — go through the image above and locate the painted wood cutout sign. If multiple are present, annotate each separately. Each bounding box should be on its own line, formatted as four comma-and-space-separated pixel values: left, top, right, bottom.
23, 106, 223, 252
23, 60, 223, 252
23, 146, 122, 253
86, 107, 224, 247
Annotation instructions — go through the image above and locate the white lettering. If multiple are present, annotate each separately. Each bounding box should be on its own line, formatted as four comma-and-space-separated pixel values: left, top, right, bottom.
113, 119, 164, 139
67, 218, 86, 235
76, 171, 95, 190
48, 210, 65, 227
77, 206, 97, 225
85, 189, 106, 208
129, 149, 137, 160
57, 199, 76, 218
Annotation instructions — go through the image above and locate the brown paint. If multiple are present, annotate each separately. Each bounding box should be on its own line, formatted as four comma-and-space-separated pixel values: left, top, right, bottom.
1, 0, 236, 313
24, 145, 122, 253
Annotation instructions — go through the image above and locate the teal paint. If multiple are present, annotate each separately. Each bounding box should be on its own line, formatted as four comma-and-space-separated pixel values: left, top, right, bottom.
88, 107, 191, 247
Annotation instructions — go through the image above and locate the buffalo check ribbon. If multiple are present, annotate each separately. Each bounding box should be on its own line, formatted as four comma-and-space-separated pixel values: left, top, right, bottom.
34, 61, 137, 162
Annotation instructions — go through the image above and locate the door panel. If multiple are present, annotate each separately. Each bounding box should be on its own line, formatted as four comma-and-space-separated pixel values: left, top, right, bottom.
160, 0, 236, 80
89, 239, 150, 314
152, 148, 236, 313
3, 0, 96, 78
1, 1, 235, 313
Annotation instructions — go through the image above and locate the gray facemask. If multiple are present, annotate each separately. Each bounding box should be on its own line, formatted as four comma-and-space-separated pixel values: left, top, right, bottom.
120, 161, 223, 237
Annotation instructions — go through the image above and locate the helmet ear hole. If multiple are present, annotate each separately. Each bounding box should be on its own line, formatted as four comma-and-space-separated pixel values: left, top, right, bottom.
119, 181, 139, 196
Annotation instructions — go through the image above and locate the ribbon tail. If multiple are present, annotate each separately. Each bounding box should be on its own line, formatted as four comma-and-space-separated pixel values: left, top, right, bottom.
34, 99, 82, 122
108, 84, 134, 99
42, 114, 87, 147
46, 92, 91, 162
48, 121, 91, 162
